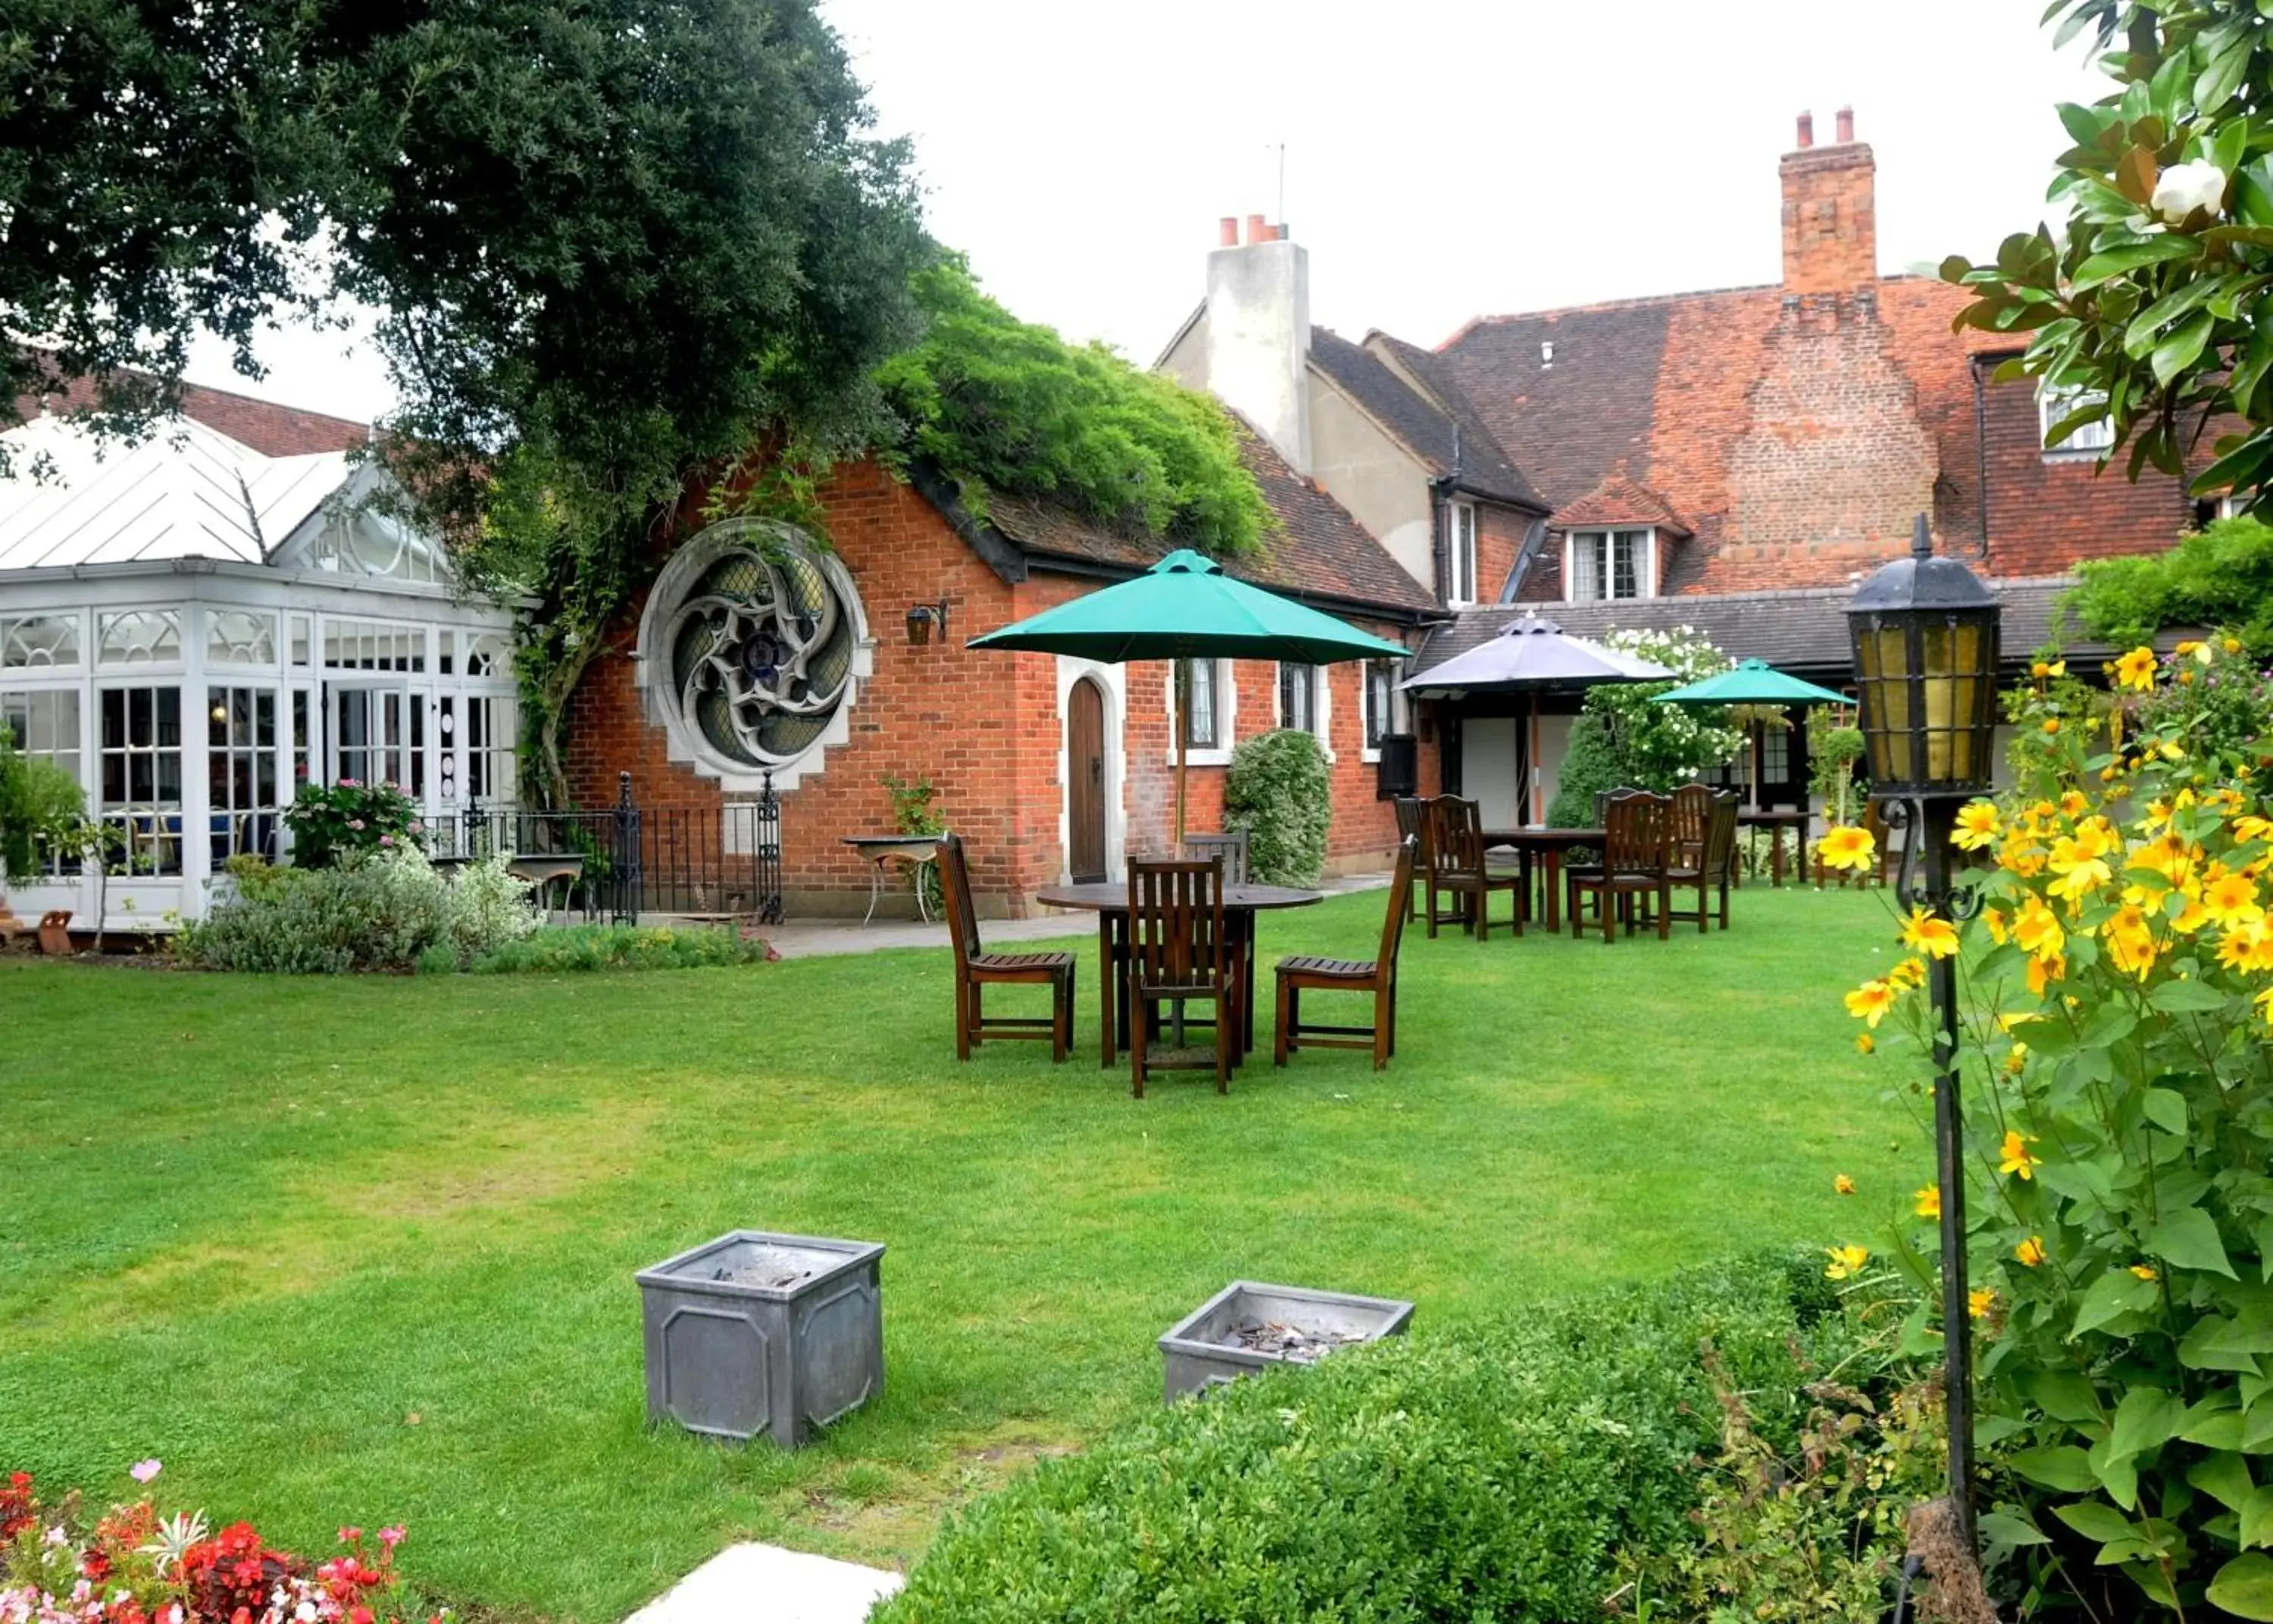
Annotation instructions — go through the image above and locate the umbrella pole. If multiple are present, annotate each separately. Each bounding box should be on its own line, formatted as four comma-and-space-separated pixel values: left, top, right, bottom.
1530, 695, 1542, 826
1175, 661, 1190, 856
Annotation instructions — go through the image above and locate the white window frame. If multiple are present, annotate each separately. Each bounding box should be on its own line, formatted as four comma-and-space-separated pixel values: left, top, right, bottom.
1164, 657, 1236, 767
1564, 527, 1657, 602
1359, 658, 1406, 764
2040, 379, 2115, 458
1446, 501, 1480, 607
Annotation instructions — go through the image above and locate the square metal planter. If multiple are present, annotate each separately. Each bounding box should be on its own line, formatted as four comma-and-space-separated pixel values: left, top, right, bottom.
1158, 1280, 1415, 1403
636, 1230, 885, 1448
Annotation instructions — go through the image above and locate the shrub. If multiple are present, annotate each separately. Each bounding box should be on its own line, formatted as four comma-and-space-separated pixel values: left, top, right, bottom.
178, 849, 534, 973
466, 921, 772, 973
2068, 516, 2273, 659
877, 1254, 1859, 1624
1223, 729, 1329, 886
283, 780, 424, 869
0, 725, 83, 882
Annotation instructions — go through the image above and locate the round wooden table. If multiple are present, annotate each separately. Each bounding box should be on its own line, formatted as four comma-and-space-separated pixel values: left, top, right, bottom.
1480, 827, 1602, 934
1736, 809, 1811, 887
1035, 882, 1325, 1069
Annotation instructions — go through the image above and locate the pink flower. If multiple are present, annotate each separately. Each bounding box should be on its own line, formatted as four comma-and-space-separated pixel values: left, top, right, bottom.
377, 835, 396, 848
337, 779, 360, 789
130, 1460, 161, 1485
407, 821, 424, 834
377, 1528, 404, 1549
347, 820, 366, 831
337, 1528, 360, 1544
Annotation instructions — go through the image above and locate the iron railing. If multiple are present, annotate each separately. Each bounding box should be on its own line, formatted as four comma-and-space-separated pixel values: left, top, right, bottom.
435, 770, 781, 925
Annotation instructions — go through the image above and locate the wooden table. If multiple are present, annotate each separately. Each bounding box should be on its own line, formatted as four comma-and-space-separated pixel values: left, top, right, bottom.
1737, 809, 1811, 887
843, 835, 942, 924
1035, 881, 1325, 1069
1480, 827, 1603, 934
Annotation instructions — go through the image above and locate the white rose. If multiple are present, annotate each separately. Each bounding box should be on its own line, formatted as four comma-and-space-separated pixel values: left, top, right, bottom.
2153, 158, 2227, 223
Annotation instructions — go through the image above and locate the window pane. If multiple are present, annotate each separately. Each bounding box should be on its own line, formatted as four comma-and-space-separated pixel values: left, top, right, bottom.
1570, 534, 1602, 601
1182, 660, 1218, 750
1612, 532, 1638, 599
2, 614, 82, 669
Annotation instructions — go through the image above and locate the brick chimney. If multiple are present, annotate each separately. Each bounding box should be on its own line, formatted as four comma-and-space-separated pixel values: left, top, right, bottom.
1203, 216, 1312, 474
1780, 107, 1875, 293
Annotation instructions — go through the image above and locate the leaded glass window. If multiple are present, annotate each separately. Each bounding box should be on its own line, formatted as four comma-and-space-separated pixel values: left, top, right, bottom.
97, 610, 182, 665
2, 614, 81, 669
661, 531, 857, 769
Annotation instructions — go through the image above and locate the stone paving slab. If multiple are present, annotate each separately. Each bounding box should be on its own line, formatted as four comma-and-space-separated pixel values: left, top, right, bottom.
624, 1542, 903, 1624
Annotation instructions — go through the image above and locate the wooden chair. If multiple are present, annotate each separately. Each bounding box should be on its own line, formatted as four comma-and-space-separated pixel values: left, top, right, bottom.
1275, 835, 1417, 1070
1424, 795, 1523, 940
1668, 792, 1740, 931
1391, 797, 1428, 923
1183, 829, 1250, 883
1129, 857, 1233, 1098
938, 834, 1075, 1062
1568, 792, 1672, 942
1668, 784, 1712, 872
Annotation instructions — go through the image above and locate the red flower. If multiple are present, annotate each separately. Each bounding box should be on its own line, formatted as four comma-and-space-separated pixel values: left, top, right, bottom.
83, 1549, 113, 1582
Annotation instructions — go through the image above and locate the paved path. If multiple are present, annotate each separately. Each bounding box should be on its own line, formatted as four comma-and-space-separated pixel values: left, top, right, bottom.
761, 871, 1391, 960
624, 1543, 902, 1624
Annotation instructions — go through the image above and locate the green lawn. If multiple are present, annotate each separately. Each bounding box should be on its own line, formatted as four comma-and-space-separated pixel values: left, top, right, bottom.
3, 885, 1922, 1622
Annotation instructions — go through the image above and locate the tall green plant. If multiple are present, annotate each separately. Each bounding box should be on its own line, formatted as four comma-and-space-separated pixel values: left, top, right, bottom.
1543, 628, 1742, 825
0, 726, 84, 882
2071, 515, 2273, 654
1224, 729, 1330, 886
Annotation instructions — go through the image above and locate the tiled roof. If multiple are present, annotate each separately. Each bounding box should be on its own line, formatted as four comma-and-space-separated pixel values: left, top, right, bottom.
17, 371, 368, 458
1360, 332, 1549, 513
1306, 327, 1543, 511
945, 417, 1438, 620
1549, 472, 1692, 538
1415, 576, 2102, 678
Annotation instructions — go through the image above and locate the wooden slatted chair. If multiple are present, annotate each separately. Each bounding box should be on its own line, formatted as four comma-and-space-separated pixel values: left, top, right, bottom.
1274, 835, 1418, 1070
1567, 792, 1672, 942
1392, 797, 1428, 923
1668, 791, 1740, 931
938, 833, 1075, 1062
1424, 795, 1523, 940
1183, 829, 1251, 883
1128, 856, 1233, 1098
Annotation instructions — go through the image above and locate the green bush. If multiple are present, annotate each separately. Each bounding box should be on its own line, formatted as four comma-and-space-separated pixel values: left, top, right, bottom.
466, 921, 772, 973
282, 779, 425, 869
177, 849, 536, 973
2068, 515, 2273, 657
1546, 710, 1628, 829
0, 724, 83, 881
1223, 729, 1329, 886
877, 1255, 1856, 1624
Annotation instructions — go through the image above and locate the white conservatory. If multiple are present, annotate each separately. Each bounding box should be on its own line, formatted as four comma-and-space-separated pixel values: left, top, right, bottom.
0, 414, 519, 928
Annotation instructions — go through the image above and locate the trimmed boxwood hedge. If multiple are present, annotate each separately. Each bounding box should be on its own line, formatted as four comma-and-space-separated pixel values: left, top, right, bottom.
877, 1254, 1844, 1624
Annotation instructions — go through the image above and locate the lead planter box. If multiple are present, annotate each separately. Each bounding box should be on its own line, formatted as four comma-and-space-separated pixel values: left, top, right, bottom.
1158, 1280, 1415, 1403
636, 1231, 885, 1448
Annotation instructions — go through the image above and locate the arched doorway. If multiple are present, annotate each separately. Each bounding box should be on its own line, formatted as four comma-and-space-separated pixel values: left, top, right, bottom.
1066, 676, 1108, 882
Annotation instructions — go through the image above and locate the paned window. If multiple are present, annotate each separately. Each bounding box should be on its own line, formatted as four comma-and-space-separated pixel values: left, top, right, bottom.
333, 689, 410, 789
323, 620, 425, 672
2, 614, 81, 669
2040, 379, 2116, 456
1447, 501, 1480, 606
1363, 660, 1402, 751
1278, 663, 1318, 736
466, 695, 514, 804
97, 610, 181, 665
1567, 529, 1654, 601
207, 686, 280, 864
207, 611, 278, 666
2, 689, 83, 873
1177, 659, 1223, 751
100, 686, 183, 875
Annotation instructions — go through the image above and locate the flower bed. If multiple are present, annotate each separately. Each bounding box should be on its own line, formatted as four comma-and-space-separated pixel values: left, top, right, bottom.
2, 1464, 432, 1624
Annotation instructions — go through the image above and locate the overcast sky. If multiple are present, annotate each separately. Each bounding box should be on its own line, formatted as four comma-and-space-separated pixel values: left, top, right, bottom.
183, 0, 2109, 422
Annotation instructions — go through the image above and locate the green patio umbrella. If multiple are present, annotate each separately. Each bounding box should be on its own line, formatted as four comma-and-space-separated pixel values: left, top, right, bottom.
968, 548, 1409, 848
1650, 658, 1852, 808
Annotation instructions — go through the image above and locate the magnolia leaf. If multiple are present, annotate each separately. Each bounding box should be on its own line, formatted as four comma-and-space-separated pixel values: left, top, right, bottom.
2076, 1266, 2162, 1335
2143, 1085, 2191, 1133
2126, 276, 2227, 355
2056, 1498, 2137, 1544
2192, 1451, 2256, 1513
2153, 310, 2216, 389
2200, 34, 2255, 117
2011, 1444, 2100, 1492
2210, 1554, 2273, 1619
2152, 1207, 2238, 1278
2246, 1486, 2273, 1549
2074, 235, 2202, 286
2116, 145, 2161, 208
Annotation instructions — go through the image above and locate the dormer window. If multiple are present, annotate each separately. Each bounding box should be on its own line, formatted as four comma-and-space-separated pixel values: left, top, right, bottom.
1565, 527, 1655, 601
1447, 501, 1480, 606
2039, 379, 2115, 458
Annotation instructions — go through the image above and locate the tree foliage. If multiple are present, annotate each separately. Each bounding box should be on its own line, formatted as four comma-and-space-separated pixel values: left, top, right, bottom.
2071, 513, 2273, 653
876, 261, 1271, 557
1943, 0, 2273, 505
1544, 628, 1740, 825
0, 725, 83, 882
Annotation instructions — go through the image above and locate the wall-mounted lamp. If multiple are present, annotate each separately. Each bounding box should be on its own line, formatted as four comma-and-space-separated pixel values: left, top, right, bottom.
905, 598, 950, 647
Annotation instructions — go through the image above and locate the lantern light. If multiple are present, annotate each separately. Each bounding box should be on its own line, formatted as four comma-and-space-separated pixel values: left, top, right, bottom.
1844, 515, 2001, 798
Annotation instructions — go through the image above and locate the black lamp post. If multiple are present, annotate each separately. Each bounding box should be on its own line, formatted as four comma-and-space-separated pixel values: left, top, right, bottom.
1845, 513, 2003, 1554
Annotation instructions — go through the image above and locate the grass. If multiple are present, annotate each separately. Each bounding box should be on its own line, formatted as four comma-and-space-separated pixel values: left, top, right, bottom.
2, 884, 1925, 1622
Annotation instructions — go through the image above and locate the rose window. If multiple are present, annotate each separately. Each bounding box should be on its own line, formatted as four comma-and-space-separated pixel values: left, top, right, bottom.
660, 532, 858, 770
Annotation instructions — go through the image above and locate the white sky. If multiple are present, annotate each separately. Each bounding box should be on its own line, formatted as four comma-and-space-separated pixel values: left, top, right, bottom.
183, 0, 2109, 423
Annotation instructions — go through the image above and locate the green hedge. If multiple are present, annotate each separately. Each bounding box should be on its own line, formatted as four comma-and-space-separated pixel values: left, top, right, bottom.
877, 1254, 1844, 1624
1224, 729, 1330, 886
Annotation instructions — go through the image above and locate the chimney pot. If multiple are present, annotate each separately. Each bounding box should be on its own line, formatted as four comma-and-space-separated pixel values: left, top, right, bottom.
1836, 106, 1854, 143
1796, 111, 1814, 149
1246, 213, 1267, 245
1218, 216, 1239, 247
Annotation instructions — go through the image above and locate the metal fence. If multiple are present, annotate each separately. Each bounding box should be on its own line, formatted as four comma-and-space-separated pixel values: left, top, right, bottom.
434, 771, 781, 926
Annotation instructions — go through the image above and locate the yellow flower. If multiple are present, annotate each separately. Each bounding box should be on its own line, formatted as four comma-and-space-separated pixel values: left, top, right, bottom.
2001, 832, 2048, 878
1969, 1286, 1998, 1318
2043, 718, 2062, 735
2028, 952, 2068, 995
2013, 894, 2067, 963
2015, 1235, 2049, 1268
2257, 984, 2273, 1029
1899, 906, 1960, 960
1835, 1174, 1857, 1196
1817, 825, 1877, 873
1888, 957, 1928, 992
2162, 739, 2188, 761
2177, 639, 2206, 662
1914, 1185, 1942, 1220
1844, 979, 1896, 1028
1824, 1245, 1870, 1281
2047, 835, 2113, 901
1999, 1131, 2040, 1181
2005, 1040, 2029, 1076
1952, 801, 2003, 851
2219, 917, 2273, 974
2131, 1264, 2159, 1282
2103, 904, 2160, 980
2203, 872, 2264, 928
1855, 1032, 1875, 1055
2059, 789, 2090, 818
2115, 646, 2159, 691
2228, 638, 2245, 654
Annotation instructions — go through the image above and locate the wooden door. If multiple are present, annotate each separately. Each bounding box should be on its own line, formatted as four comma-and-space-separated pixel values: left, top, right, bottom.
1067, 677, 1107, 882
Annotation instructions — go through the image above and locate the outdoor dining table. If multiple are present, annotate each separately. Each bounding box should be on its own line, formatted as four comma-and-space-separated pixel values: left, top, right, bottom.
1034, 881, 1327, 1069
1480, 828, 1602, 934
1737, 808, 1811, 887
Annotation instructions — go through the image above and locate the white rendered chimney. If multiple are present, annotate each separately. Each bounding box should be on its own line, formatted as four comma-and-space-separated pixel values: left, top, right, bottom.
1203, 220, 1312, 475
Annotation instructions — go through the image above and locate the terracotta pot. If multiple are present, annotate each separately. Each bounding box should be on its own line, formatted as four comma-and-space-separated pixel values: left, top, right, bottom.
36, 910, 72, 956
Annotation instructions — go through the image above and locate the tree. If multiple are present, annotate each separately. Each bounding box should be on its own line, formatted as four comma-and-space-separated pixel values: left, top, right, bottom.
1941, 0, 2273, 508
5, 0, 931, 801
1543, 628, 1740, 826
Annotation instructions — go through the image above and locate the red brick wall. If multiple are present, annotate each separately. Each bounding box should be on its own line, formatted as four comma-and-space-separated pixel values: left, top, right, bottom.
564, 459, 1412, 916
1977, 374, 2193, 575
1475, 501, 1530, 602
1780, 142, 1877, 295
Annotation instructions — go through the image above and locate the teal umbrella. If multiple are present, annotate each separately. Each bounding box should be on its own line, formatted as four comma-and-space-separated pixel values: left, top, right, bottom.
1650, 658, 1851, 809
969, 549, 1409, 847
